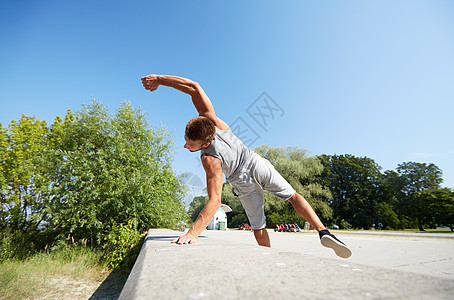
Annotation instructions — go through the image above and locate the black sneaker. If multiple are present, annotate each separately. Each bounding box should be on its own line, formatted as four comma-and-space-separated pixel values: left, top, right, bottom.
319, 230, 352, 259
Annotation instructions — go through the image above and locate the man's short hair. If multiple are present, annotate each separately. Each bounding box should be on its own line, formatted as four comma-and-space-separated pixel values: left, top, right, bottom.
185, 116, 216, 144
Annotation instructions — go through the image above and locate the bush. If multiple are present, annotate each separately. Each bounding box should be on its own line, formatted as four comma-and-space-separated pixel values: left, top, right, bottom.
101, 220, 146, 269
1, 100, 187, 262
339, 219, 352, 230
0, 229, 37, 261
42, 101, 187, 246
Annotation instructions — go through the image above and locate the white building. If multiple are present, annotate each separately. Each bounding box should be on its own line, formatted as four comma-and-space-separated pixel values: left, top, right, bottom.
207, 204, 232, 230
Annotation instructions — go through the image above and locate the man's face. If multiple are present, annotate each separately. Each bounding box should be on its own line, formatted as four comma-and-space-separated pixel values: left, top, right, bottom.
184, 136, 209, 152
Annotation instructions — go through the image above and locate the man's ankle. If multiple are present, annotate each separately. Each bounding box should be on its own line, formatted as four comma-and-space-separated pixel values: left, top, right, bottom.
319, 229, 330, 238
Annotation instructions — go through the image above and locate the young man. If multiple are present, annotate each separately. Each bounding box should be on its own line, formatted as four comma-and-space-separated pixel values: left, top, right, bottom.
141, 74, 352, 259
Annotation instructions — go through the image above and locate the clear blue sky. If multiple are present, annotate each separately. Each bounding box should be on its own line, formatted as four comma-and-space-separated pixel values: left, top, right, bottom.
1, 1, 454, 195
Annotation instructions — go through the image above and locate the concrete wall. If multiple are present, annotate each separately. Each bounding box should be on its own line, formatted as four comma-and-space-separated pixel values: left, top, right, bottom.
119, 229, 454, 299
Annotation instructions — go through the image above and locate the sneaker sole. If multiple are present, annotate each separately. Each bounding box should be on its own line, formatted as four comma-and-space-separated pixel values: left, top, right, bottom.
321, 235, 352, 259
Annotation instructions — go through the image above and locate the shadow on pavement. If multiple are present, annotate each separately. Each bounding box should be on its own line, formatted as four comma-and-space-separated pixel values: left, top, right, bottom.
145, 234, 208, 242
146, 235, 179, 242
89, 267, 129, 300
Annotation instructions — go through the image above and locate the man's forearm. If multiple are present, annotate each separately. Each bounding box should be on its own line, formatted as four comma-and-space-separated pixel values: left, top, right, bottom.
156, 75, 199, 96
188, 198, 221, 237
142, 73, 216, 117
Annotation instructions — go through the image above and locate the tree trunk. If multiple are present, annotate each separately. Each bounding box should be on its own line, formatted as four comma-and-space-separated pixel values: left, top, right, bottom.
417, 198, 425, 231
417, 217, 425, 231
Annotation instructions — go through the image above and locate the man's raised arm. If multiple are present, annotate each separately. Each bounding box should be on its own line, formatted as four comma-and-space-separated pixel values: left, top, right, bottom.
141, 74, 216, 121
172, 155, 223, 244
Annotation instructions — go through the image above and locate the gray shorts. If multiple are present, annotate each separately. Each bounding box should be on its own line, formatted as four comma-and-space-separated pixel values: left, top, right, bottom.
229, 155, 296, 230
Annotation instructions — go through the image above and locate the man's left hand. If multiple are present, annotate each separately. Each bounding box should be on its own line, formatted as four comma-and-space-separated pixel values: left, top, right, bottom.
171, 232, 197, 245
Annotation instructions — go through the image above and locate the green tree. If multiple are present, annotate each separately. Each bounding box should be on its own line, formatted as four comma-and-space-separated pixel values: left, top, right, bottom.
396, 162, 443, 231
187, 196, 209, 222
420, 188, 454, 231
43, 100, 187, 245
0, 115, 49, 232
375, 202, 400, 229
254, 146, 332, 228
318, 154, 383, 229
0, 124, 7, 209
378, 170, 405, 229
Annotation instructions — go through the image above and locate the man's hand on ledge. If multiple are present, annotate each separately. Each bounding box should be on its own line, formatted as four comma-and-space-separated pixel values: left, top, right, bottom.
171, 232, 197, 245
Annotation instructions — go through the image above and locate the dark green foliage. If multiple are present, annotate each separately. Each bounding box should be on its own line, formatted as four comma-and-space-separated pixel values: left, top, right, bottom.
317, 154, 382, 229
0, 228, 35, 261
395, 162, 443, 231
420, 188, 454, 231
319, 155, 447, 230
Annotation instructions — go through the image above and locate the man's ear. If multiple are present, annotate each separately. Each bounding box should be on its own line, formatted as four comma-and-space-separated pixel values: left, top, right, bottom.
202, 142, 210, 149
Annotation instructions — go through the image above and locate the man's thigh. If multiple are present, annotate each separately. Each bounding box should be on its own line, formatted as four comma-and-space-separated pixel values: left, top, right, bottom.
252, 156, 296, 200
231, 174, 267, 230
238, 186, 266, 230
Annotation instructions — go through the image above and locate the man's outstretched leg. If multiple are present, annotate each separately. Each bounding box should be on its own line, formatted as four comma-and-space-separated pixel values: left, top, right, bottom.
288, 193, 325, 231
288, 193, 352, 258
253, 228, 271, 247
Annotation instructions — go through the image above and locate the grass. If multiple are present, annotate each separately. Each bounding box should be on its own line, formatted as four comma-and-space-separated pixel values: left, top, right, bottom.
401, 227, 453, 234
323, 226, 451, 233
0, 246, 112, 300
365, 227, 452, 234
326, 227, 454, 237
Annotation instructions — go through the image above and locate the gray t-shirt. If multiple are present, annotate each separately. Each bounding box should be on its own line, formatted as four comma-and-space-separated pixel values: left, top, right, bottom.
200, 128, 257, 180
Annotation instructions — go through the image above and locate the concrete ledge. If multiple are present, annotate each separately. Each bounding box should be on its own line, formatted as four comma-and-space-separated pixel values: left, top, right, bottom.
119, 229, 454, 299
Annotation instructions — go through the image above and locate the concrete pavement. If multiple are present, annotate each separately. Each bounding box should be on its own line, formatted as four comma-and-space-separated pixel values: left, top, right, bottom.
202, 229, 454, 279
119, 229, 454, 299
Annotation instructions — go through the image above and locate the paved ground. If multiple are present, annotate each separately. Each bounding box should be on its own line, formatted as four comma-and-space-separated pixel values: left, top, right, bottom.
119, 229, 454, 300
202, 229, 454, 279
